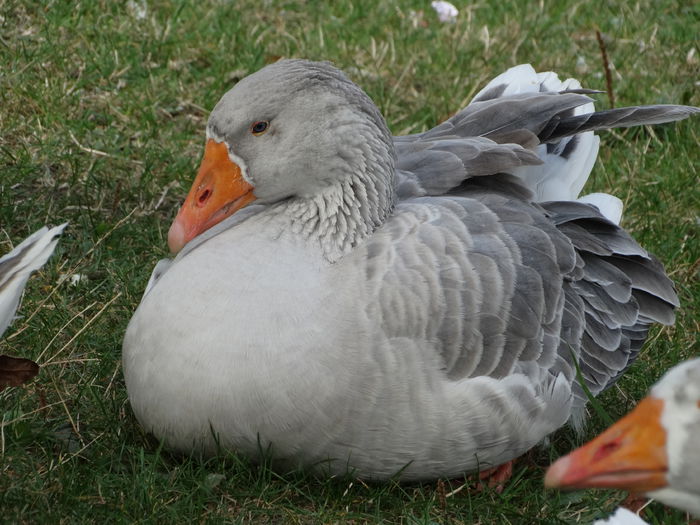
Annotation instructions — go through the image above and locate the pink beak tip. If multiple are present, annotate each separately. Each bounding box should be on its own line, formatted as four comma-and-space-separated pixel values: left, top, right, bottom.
544, 455, 570, 489
167, 219, 186, 254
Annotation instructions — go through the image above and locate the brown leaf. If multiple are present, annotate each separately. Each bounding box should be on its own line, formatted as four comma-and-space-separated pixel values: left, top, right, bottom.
0, 355, 40, 392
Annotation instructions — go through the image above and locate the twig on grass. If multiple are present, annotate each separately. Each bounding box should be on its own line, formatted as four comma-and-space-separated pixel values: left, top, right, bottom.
36, 301, 98, 362
43, 292, 122, 365
596, 30, 615, 108
68, 130, 143, 165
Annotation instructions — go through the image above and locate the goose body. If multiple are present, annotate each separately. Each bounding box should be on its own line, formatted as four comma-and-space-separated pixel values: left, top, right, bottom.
122, 60, 698, 480
546, 358, 700, 517
0, 224, 67, 337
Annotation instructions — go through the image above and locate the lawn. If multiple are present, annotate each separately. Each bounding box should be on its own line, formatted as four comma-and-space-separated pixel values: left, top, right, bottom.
1, 0, 698, 523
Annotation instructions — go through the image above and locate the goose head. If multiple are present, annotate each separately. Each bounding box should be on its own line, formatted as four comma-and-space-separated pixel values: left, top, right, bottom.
545, 358, 700, 517
168, 59, 396, 255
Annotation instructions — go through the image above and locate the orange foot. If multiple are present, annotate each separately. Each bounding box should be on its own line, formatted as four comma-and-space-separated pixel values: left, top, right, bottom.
471, 460, 514, 493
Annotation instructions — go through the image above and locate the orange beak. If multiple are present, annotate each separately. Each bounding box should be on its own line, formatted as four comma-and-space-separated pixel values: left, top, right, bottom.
544, 397, 668, 493
168, 139, 257, 253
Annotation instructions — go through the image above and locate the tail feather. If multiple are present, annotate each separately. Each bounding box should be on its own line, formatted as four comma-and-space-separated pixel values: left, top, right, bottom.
576, 193, 623, 224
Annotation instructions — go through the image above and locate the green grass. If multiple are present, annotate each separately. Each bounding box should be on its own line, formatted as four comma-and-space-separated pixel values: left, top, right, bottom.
1, 0, 698, 523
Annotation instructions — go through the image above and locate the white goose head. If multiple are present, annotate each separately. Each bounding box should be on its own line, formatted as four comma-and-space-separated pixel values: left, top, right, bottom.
545, 358, 700, 517
168, 59, 397, 257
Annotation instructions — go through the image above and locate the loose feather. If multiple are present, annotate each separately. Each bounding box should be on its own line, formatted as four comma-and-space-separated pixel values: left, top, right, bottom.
0, 223, 67, 337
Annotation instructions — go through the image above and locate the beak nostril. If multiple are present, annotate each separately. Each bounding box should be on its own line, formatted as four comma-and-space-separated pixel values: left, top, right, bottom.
197, 188, 211, 206
592, 440, 621, 463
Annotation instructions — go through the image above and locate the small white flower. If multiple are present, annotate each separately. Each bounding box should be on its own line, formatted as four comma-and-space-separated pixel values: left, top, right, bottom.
431, 1, 458, 23
60, 273, 88, 286
408, 9, 426, 29
576, 55, 588, 74
127, 0, 148, 20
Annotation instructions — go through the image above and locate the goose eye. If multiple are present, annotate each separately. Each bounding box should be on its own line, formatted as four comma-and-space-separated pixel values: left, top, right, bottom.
251, 121, 269, 135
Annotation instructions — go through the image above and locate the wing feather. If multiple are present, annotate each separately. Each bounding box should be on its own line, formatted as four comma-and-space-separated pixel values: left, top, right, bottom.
364, 177, 677, 429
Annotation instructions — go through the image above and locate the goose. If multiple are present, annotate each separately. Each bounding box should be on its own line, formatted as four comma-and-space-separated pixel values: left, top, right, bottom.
0, 224, 67, 338
122, 60, 698, 481
545, 358, 700, 517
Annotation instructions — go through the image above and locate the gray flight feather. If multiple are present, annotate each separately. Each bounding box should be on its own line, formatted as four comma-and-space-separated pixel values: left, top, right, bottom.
395, 92, 698, 201
538, 105, 700, 143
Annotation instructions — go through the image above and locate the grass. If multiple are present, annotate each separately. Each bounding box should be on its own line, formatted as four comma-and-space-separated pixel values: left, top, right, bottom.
0, 0, 698, 523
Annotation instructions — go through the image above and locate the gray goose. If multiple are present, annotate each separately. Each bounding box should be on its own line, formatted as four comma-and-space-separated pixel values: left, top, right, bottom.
122, 60, 698, 480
